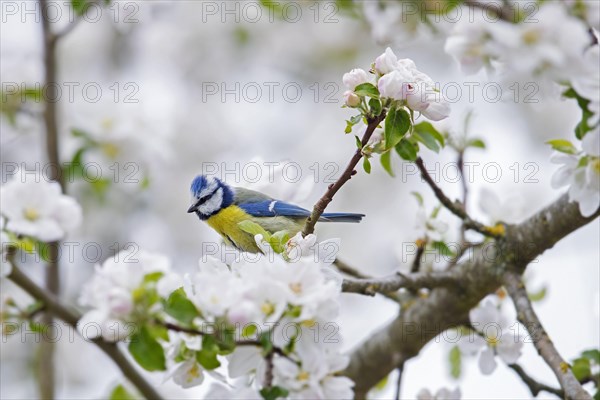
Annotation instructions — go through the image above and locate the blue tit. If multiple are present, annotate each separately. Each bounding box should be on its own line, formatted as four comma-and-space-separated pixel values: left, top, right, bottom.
187, 175, 364, 253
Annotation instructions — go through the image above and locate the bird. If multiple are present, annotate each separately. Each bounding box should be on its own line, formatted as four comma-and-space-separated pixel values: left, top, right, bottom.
187, 175, 364, 253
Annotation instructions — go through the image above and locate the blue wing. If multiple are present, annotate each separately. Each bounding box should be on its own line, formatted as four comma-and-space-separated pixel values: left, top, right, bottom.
238, 200, 311, 218
238, 200, 364, 222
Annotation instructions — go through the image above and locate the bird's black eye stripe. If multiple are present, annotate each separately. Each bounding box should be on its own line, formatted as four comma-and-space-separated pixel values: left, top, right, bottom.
196, 187, 220, 206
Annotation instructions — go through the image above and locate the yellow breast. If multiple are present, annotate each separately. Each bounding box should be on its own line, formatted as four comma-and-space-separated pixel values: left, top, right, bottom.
206, 206, 260, 253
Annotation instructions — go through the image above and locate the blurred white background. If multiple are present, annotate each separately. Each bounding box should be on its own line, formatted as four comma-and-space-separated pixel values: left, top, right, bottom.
1, 1, 598, 399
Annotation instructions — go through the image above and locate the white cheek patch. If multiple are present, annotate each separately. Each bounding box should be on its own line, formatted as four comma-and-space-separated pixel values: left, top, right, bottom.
268, 200, 277, 212
198, 188, 224, 215
198, 177, 219, 199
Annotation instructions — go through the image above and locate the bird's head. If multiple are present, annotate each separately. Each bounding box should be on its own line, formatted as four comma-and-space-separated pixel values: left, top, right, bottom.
187, 175, 234, 220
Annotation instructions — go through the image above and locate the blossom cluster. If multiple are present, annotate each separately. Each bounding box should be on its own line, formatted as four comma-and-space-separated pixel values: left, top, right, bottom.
0, 176, 83, 278
76, 233, 353, 399
342, 47, 450, 122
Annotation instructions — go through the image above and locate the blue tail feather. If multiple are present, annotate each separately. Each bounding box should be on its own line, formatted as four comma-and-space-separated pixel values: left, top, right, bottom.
320, 212, 365, 223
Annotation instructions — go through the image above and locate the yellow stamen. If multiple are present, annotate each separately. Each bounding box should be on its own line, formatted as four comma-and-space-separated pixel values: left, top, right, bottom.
261, 302, 275, 316
522, 29, 540, 45
297, 370, 310, 381
289, 282, 302, 294
591, 158, 600, 175
486, 336, 499, 347
101, 142, 120, 159
23, 207, 39, 221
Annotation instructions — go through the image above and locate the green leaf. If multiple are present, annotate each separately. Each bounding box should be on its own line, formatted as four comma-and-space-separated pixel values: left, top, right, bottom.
527, 287, 547, 302
546, 139, 578, 155
582, 349, 600, 365
369, 98, 382, 116
413, 128, 440, 153
354, 83, 379, 99
242, 324, 257, 338
563, 88, 595, 139
467, 138, 486, 149
15, 237, 36, 254
449, 345, 461, 379
363, 157, 371, 174
90, 178, 111, 196
109, 384, 137, 400
411, 191, 424, 206
196, 335, 221, 370
414, 122, 445, 148
395, 138, 418, 161
33, 241, 51, 262
355, 135, 363, 149
432, 241, 456, 257
269, 230, 289, 254
572, 357, 591, 381
385, 107, 411, 149
71, 0, 88, 15
163, 288, 200, 325
259, 332, 274, 354
260, 386, 290, 400
380, 151, 394, 177
372, 375, 389, 392
238, 220, 271, 241
344, 121, 353, 134
350, 114, 362, 125
128, 326, 166, 371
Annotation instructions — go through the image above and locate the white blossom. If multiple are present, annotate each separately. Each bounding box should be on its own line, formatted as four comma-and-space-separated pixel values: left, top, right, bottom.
444, 13, 507, 75
417, 387, 462, 400
375, 48, 450, 121
342, 68, 369, 91
0, 176, 82, 242
445, 2, 591, 86
205, 382, 262, 399
272, 342, 353, 400
478, 188, 525, 224
0, 217, 11, 278
167, 359, 205, 388
571, 40, 600, 127
550, 139, 600, 217
458, 299, 523, 375
78, 250, 174, 342
415, 207, 448, 242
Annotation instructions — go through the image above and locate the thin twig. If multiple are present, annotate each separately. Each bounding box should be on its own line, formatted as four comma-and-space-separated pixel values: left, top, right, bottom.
333, 258, 370, 279
394, 361, 404, 400
7, 264, 164, 400
302, 112, 387, 236
39, 0, 64, 396
415, 157, 497, 238
410, 239, 426, 273
508, 363, 564, 398
457, 151, 468, 244
264, 352, 275, 389
342, 271, 457, 296
504, 271, 591, 400
334, 259, 401, 302
463, 0, 517, 22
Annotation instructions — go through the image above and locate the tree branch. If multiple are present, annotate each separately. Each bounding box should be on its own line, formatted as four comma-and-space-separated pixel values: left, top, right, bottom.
507, 363, 564, 398
343, 194, 599, 398
7, 264, 164, 400
342, 271, 458, 296
302, 112, 386, 236
39, 0, 64, 396
415, 157, 495, 237
463, 0, 517, 22
504, 271, 591, 400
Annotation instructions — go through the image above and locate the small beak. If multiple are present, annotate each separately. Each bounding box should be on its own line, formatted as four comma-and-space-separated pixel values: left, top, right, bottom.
187, 203, 198, 213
